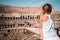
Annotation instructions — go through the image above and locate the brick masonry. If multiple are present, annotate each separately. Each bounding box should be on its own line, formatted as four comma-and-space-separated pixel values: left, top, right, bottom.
0, 5, 60, 40
0, 6, 60, 28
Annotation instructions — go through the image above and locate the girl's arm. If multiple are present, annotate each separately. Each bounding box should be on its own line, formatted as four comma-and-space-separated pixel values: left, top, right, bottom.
39, 15, 43, 39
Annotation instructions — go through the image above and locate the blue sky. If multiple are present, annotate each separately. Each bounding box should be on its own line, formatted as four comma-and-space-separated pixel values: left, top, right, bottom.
0, 0, 60, 12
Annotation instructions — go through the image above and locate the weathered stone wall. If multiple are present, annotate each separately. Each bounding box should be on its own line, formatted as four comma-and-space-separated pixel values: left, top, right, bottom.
0, 5, 60, 40
0, 6, 60, 28
0, 6, 41, 40
51, 12, 60, 28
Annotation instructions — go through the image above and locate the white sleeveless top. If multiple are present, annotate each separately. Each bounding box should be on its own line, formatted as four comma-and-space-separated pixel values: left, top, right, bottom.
42, 14, 57, 39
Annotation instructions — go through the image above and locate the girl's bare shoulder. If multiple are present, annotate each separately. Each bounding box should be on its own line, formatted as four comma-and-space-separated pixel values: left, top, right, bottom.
40, 15, 48, 18
40, 15, 48, 22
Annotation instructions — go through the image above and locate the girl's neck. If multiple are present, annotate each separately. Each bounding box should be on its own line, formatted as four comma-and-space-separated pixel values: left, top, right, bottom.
43, 12, 47, 15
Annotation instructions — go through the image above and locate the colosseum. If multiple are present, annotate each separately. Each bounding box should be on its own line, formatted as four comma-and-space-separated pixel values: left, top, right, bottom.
0, 4, 60, 40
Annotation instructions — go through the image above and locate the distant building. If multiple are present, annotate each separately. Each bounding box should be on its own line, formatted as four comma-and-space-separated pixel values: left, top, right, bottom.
0, 4, 60, 40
